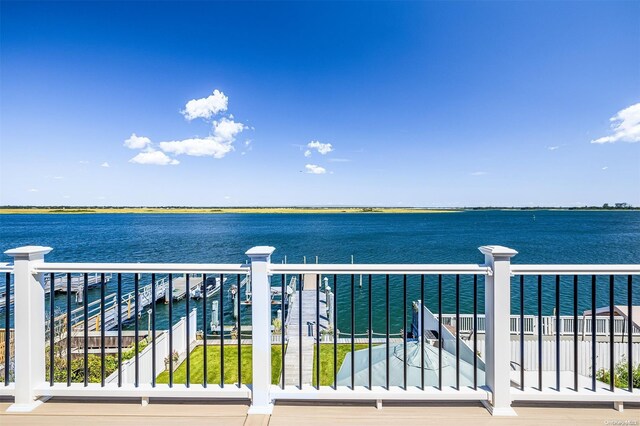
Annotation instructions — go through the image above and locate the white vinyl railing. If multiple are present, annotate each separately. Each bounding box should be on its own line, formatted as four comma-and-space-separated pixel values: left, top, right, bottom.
1, 245, 639, 416
438, 314, 640, 337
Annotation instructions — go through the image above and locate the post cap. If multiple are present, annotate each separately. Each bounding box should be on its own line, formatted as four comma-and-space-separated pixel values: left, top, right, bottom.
4, 245, 53, 260
245, 246, 276, 260
478, 245, 518, 258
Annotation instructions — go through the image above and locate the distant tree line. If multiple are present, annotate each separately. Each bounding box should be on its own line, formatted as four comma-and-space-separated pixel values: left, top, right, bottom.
465, 204, 636, 210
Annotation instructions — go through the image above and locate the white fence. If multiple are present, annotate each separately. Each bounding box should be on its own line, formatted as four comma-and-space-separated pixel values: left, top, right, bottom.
105, 309, 197, 385
473, 340, 640, 378
439, 314, 640, 336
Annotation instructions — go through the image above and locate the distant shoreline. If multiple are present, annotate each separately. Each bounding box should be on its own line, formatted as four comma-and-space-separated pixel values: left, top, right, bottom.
0, 207, 637, 214
0, 207, 460, 214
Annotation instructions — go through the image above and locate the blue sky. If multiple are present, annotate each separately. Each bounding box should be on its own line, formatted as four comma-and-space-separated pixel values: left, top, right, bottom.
1, 1, 639, 207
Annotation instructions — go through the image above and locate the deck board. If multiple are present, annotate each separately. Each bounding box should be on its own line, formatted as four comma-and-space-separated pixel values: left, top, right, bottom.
1, 400, 637, 425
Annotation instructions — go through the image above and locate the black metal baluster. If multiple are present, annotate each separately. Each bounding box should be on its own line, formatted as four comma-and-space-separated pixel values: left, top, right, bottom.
237, 274, 242, 388
317, 274, 321, 389
420, 275, 425, 390
281, 274, 285, 389
335, 274, 339, 389
168, 274, 173, 387
100, 272, 105, 387
185, 274, 190, 388
403, 274, 407, 390
609, 275, 614, 391
220, 273, 224, 388
473, 274, 478, 390
538, 275, 542, 391
556, 275, 560, 391
520, 275, 524, 391
455, 274, 460, 390
203, 273, 207, 388
591, 275, 596, 391
83, 273, 88, 387
351, 274, 355, 390
628, 275, 633, 393
67, 273, 72, 387
573, 275, 578, 391
151, 273, 156, 387
386, 274, 390, 390
117, 273, 122, 387
134, 273, 139, 388
368, 274, 372, 390
49, 273, 54, 386
298, 274, 302, 388
438, 274, 442, 390
4, 273, 9, 386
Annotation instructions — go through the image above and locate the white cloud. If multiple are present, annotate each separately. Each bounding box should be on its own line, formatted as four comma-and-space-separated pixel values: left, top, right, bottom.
160, 117, 245, 158
28, 188, 38, 192
224, 196, 231, 200
79, 160, 89, 164
182, 89, 228, 121
124, 133, 152, 149
591, 103, 640, 144
304, 150, 312, 157
101, 162, 110, 168
305, 164, 327, 174
213, 117, 245, 140
129, 150, 179, 166
53, 176, 64, 180
470, 171, 487, 176
602, 166, 608, 170
306, 141, 333, 155
240, 140, 253, 156
547, 146, 560, 151
125, 89, 247, 165
160, 136, 234, 158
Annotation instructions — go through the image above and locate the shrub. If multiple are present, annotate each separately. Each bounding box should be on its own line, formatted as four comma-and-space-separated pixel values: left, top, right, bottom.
595, 357, 640, 389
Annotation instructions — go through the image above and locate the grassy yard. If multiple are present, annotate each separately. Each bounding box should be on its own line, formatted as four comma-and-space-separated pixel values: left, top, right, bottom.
156, 345, 282, 385
312, 343, 370, 386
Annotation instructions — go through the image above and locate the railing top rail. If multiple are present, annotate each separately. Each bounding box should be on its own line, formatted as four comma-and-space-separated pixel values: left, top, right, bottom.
0, 263, 13, 273
269, 263, 491, 275
510, 264, 640, 276
33, 262, 249, 274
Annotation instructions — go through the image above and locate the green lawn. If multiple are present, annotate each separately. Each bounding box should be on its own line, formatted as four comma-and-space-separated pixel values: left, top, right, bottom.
156, 345, 282, 385
313, 344, 370, 386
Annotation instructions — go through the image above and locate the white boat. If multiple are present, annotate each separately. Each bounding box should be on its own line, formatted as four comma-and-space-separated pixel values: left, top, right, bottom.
190, 276, 226, 299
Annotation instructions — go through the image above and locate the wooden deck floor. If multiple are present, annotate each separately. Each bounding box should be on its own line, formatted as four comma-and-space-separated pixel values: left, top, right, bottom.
0, 399, 638, 425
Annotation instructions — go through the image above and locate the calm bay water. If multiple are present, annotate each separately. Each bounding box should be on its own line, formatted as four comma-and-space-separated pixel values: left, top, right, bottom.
1, 211, 639, 333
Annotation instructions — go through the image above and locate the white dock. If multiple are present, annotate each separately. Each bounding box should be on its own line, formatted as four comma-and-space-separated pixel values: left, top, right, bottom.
46, 279, 169, 336
283, 274, 330, 386
44, 273, 112, 294
168, 275, 203, 301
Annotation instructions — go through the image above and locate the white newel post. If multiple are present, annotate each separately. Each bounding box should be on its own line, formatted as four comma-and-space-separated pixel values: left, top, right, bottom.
479, 245, 518, 416
4, 246, 53, 412
246, 246, 276, 415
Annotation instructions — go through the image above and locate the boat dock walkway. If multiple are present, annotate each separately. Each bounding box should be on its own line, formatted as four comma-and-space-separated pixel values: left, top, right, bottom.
283, 274, 330, 386
46, 279, 169, 337
168, 275, 203, 301
43, 273, 112, 295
